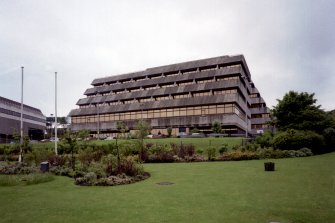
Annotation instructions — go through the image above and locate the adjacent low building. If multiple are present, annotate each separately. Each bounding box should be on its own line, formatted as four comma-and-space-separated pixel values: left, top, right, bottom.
0, 96, 46, 143
69, 55, 271, 137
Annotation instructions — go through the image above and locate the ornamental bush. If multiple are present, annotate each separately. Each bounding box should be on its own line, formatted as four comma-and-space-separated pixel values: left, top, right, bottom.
272, 129, 325, 153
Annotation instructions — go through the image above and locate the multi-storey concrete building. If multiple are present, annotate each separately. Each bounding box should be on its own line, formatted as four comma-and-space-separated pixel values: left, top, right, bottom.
69, 55, 270, 137
0, 96, 46, 143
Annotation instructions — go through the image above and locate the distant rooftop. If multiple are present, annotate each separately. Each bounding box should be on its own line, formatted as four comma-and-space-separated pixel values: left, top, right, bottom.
0, 96, 43, 114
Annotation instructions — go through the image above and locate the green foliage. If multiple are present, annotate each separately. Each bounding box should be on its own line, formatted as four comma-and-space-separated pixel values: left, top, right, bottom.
272, 129, 325, 153
24, 148, 53, 166
212, 120, 222, 133
219, 143, 228, 154
218, 147, 313, 161
206, 147, 216, 161
272, 91, 333, 133
190, 127, 199, 134
77, 129, 90, 140
255, 131, 274, 148
135, 120, 150, 140
116, 121, 128, 139
0, 173, 54, 186
323, 127, 335, 150
1, 153, 335, 222
167, 127, 173, 137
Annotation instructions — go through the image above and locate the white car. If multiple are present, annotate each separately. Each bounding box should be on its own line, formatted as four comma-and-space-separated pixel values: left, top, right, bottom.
104, 136, 114, 140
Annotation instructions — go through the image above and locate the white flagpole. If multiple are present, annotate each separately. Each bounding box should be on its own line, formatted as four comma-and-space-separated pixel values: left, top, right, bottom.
55, 72, 58, 155
19, 66, 24, 162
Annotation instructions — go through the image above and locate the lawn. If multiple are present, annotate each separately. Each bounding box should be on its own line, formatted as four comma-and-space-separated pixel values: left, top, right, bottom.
0, 153, 334, 223
25, 137, 242, 151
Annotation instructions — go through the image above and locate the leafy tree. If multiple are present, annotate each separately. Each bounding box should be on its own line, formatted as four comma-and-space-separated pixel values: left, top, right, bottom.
255, 131, 274, 148
190, 127, 199, 134
212, 121, 222, 133
167, 127, 172, 137
272, 91, 333, 133
59, 131, 79, 170
116, 121, 128, 139
77, 129, 90, 140
135, 120, 150, 161
323, 127, 335, 151
114, 121, 130, 165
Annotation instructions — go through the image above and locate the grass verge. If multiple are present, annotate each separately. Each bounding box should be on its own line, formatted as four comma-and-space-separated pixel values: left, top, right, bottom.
0, 173, 54, 186
0, 152, 334, 222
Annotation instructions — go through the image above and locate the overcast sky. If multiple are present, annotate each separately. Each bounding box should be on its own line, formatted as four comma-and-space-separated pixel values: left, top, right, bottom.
0, 0, 334, 117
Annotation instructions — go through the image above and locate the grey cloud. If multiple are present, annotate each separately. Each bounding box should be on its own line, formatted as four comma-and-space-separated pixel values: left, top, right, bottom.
0, 0, 334, 117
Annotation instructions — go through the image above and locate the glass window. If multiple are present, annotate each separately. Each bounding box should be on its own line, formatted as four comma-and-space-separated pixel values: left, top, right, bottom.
173, 108, 180, 116
186, 107, 194, 116
208, 105, 216, 114
160, 109, 167, 117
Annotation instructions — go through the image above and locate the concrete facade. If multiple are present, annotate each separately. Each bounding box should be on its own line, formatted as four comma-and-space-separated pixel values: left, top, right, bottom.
69, 55, 271, 136
0, 96, 46, 142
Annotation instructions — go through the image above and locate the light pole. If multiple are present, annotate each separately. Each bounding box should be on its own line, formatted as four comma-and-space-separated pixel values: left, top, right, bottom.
19, 66, 24, 162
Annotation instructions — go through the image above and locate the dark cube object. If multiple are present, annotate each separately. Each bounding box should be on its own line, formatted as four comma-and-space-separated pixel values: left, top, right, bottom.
40, 161, 49, 173
264, 162, 275, 171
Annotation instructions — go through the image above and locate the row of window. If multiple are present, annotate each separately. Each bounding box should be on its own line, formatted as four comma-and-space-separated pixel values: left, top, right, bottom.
72, 103, 246, 124
88, 73, 241, 97
0, 107, 45, 123
251, 113, 270, 118
95, 64, 242, 87
251, 124, 268, 129
80, 89, 240, 108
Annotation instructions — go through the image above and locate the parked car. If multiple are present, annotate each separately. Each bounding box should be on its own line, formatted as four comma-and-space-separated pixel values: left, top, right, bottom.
190, 133, 206, 138
177, 132, 188, 138
50, 137, 59, 142
104, 136, 114, 140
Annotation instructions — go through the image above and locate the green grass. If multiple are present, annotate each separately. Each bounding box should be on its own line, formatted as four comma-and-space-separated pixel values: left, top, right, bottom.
90, 137, 242, 150
0, 173, 54, 186
0, 153, 334, 223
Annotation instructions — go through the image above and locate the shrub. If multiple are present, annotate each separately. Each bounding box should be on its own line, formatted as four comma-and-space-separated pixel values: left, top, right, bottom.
119, 141, 139, 156
272, 129, 325, 153
184, 144, 195, 156
206, 147, 216, 161
219, 144, 228, 154
50, 166, 72, 176
0, 162, 37, 175
255, 131, 274, 148
323, 127, 335, 152
24, 149, 54, 166
218, 150, 259, 161
48, 155, 67, 167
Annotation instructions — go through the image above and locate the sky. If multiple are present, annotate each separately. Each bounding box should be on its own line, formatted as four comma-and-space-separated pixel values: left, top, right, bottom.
0, 0, 334, 117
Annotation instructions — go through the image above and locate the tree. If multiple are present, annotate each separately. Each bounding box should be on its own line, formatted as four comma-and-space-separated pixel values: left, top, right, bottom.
77, 129, 90, 140
116, 121, 128, 139
135, 120, 150, 161
60, 131, 79, 170
116, 121, 128, 166
167, 127, 172, 137
212, 121, 222, 133
272, 91, 333, 133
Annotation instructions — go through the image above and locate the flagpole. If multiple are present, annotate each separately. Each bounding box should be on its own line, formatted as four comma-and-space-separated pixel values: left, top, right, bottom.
55, 72, 58, 155
19, 66, 24, 162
